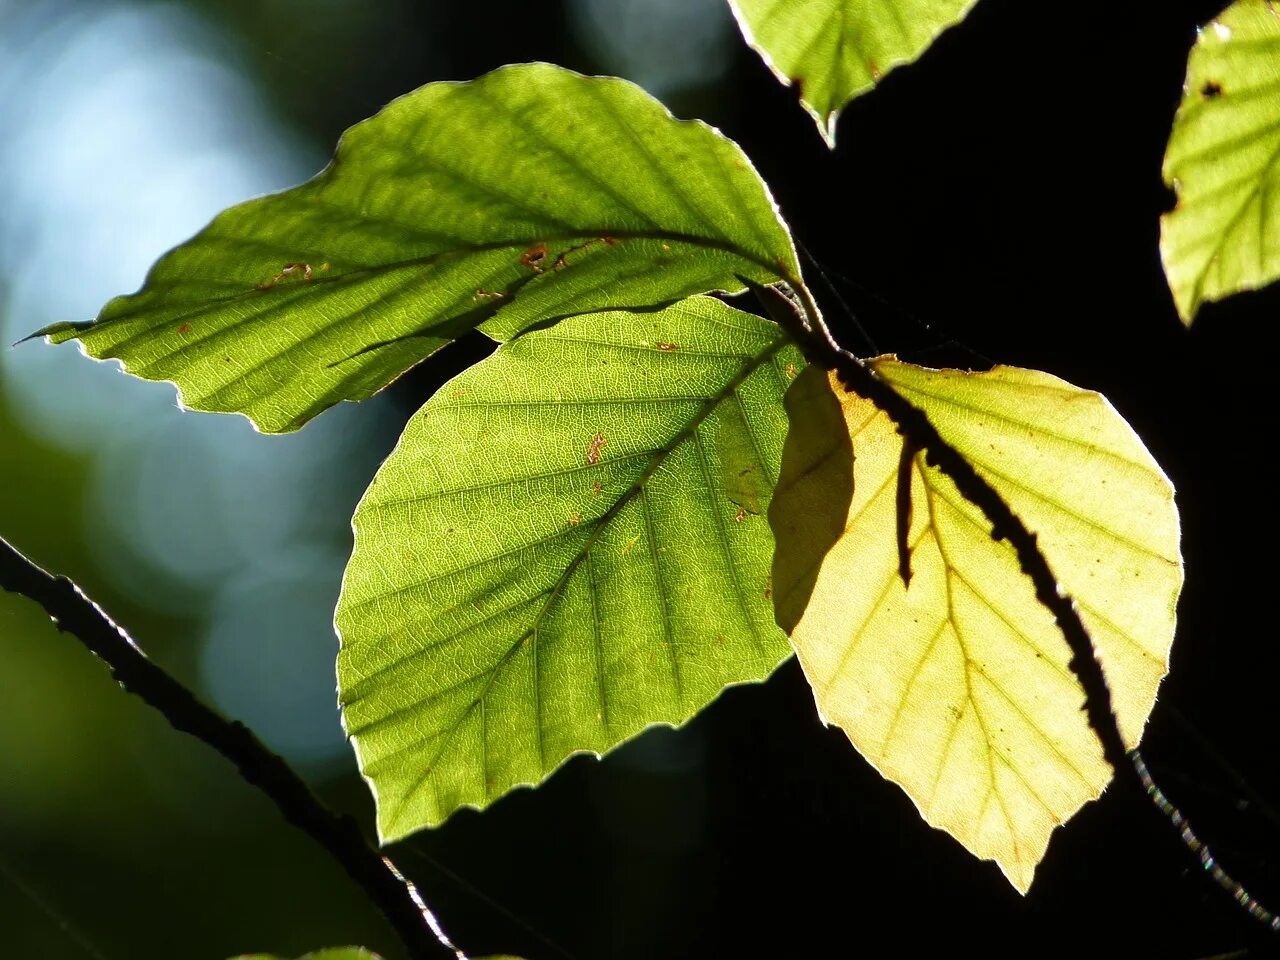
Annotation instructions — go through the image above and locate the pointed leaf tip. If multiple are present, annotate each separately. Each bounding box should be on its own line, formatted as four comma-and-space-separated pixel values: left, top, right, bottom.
728, 0, 981, 145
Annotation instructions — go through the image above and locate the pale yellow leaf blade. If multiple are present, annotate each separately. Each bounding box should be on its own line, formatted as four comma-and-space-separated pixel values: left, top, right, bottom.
770, 360, 1181, 892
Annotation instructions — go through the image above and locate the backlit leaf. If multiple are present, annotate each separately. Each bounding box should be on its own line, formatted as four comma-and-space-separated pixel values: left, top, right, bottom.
37, 64, 800, 432
337, 298, 799, 841
1162, 0, 1280, 323
727, 0, 980, 146
770, 360, 1181, 891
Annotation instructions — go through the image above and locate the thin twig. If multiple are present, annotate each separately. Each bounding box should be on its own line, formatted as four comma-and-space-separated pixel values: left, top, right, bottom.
0, 537, 460, 960
752, 279, 1280, 935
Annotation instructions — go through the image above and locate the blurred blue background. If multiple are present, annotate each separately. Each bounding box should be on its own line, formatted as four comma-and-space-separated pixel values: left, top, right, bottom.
3, 1, 1279, 958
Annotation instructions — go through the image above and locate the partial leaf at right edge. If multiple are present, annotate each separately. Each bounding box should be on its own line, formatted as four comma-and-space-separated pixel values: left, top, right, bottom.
337, 298, 801, 842
770, 360, 1181, 892
1161, 0, 1280, 323
38, 63, 801, 433
727, 0, 980, 146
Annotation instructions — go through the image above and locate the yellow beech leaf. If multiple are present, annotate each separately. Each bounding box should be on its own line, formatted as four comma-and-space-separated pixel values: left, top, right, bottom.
769, 360, 1181, 892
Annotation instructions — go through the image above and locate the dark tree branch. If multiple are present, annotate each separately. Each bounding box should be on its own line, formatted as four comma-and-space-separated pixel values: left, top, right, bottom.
753, 279, 1280, 936
0, 536, 462, 960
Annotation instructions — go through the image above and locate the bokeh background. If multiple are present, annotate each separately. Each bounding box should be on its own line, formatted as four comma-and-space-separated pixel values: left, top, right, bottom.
2, 1, 1278, 957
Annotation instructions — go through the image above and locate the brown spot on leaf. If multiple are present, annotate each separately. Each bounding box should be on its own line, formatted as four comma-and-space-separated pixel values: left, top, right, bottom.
1201, 80, 1224, 99
257, 261, 317, 290
785, 362, 797, 378
656, 341, 678, 352
734, 506, 747, 523
552, 236, 617, 270
567, 513, 581, 526
474, 288, 508, 302
592, 480, 603, 495
586, 432, 607, 465
520, 242, 548, 273
868, 60, 883, 82
177, 323, 191, 334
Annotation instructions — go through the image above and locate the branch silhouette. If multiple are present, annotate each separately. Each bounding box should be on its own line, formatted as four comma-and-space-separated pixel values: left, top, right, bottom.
0, 536, 462, 960
753, 278, 1280, 936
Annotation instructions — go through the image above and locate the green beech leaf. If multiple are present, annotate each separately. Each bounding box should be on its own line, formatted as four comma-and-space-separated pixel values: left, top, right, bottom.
232, 949, 382, 960
1162, 0, 1280, 323
727, 0, 980, 146
337, 298, 800, 840
770, 360, 1181, 892
37, 63, 800, 433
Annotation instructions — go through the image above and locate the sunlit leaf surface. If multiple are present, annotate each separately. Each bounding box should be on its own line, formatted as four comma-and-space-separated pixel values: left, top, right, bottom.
39, 64, 799, 432
770, 360, 1181, 891
337, 298, 800, 841
1162, 0, 1280, 322
727, 0, 979, 145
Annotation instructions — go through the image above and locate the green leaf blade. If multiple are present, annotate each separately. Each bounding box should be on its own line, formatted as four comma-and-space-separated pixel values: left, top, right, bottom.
42, 64, 800, 432
336, 298, 800, 841
1162, 0, 1280, 322
728, 0, 980, 145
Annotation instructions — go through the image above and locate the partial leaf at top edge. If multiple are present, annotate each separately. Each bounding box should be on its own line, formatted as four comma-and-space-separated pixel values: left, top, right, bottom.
769, 360, 1181, 892
727, 0, 980, 146
1162, 0, 1280, 323
37, 63, 801, 433
231, 949, 383, 960
336, 297, 801, 842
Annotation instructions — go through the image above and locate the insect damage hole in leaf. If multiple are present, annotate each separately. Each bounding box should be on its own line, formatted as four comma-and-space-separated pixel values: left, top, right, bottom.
336, 297, 803, 841
34, 62, 802, 433
769, 360, 1181, 892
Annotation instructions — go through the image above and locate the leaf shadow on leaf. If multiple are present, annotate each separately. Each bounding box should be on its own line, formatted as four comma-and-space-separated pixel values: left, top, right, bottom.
768, 366, 853, 634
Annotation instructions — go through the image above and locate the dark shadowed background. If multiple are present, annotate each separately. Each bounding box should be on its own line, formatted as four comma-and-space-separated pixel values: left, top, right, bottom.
2, 1, 1278, 957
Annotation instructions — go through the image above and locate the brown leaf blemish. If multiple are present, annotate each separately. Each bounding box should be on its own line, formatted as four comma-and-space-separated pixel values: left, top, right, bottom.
656, 341, 678, 352
1201, 79, 1224, 99
177, 323, 191, 335
257, 261, 317, 290
520, 242, 548, 273
552, 236, 617, 270
586, 432, 607, 465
